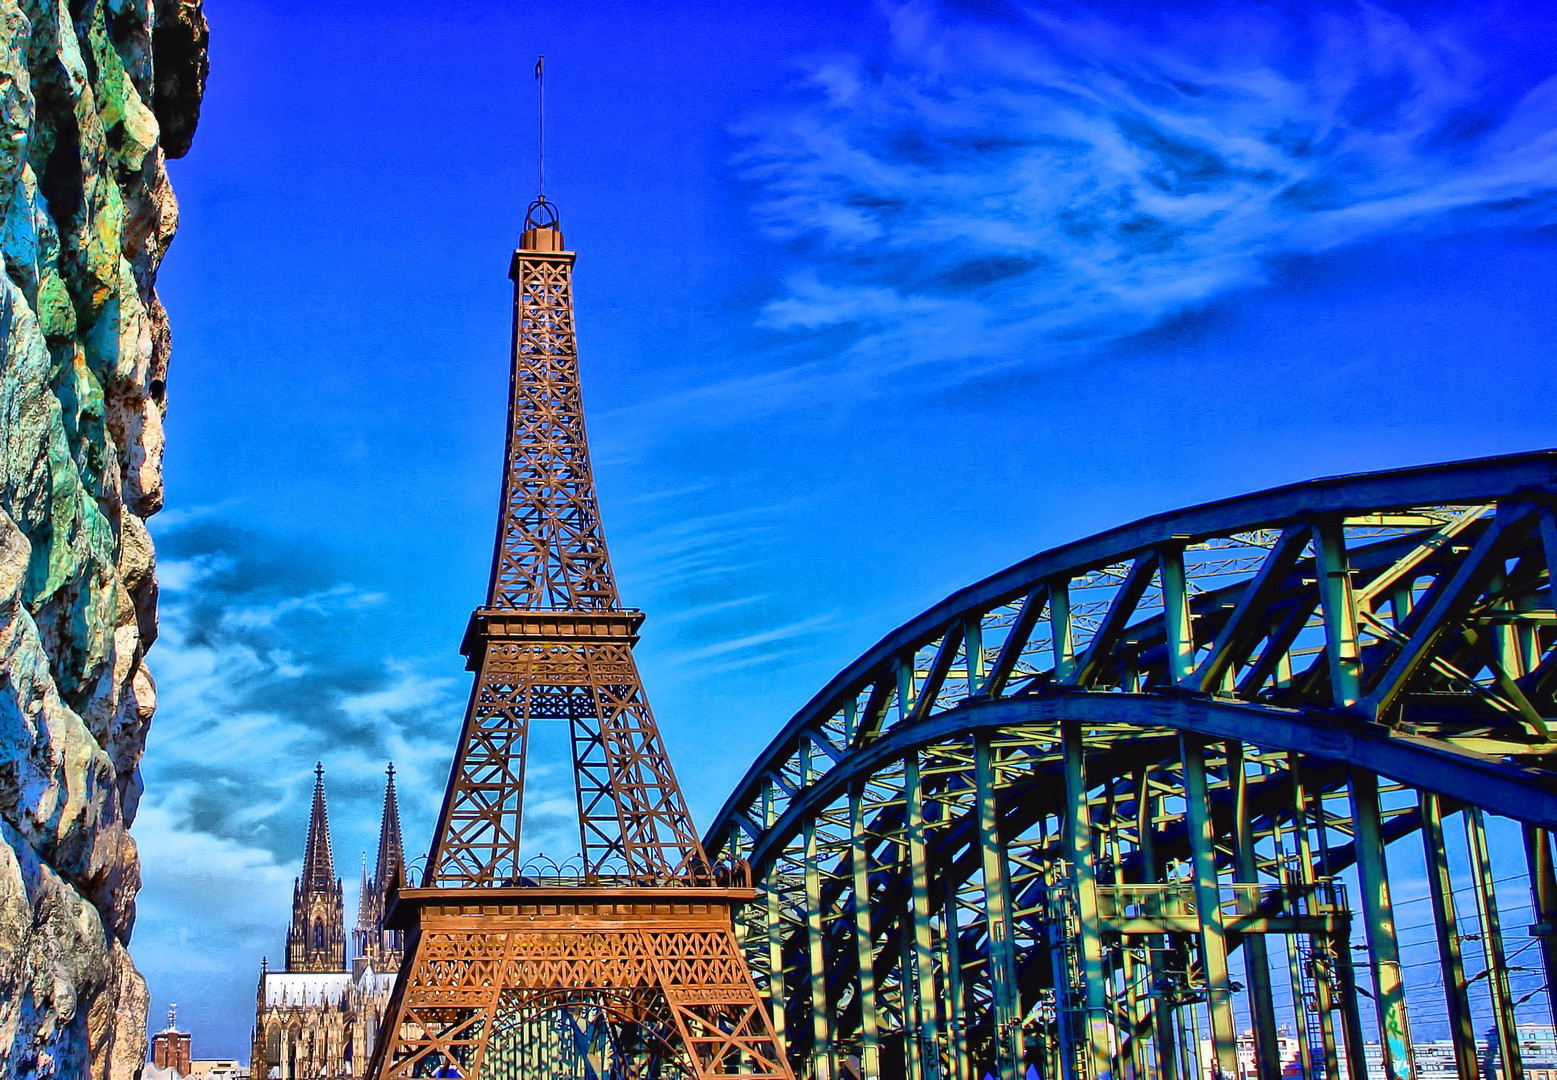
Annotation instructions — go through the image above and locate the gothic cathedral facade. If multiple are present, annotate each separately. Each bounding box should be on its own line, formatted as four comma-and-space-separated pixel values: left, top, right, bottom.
251, 765, 406, 1080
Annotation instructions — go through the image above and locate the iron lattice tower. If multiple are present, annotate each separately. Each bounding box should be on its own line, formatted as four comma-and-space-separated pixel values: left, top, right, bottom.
367, 203, 790, 1080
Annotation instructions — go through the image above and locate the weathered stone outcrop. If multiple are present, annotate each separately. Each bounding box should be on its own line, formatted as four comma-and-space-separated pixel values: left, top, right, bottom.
0, 0, 205, 1074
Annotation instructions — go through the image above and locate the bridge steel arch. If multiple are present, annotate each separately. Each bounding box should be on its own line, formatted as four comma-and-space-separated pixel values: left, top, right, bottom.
706, 451, 1557, 1080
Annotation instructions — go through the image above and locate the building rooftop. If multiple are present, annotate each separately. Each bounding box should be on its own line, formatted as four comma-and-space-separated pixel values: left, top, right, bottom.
261, 972, 353, 1008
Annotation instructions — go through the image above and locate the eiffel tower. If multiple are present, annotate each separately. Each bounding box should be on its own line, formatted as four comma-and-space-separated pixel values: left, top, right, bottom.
366, 200, 791, 1080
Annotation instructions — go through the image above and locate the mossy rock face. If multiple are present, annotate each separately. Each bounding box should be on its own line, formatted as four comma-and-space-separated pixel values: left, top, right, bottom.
37, 270, 75, 338
0, 1, 206, 1075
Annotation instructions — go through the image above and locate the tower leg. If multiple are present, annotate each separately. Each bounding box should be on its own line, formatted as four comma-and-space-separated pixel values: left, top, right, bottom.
371, 896, 789, 1080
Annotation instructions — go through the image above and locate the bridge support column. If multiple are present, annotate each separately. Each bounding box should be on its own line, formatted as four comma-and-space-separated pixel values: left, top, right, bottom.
1180, 735, 1239, 1080
1334, 937, 1369, 1080
1525, 825, 1557, 1031
964, 616, 985, 698
1134, 773, 1177, 1080
1281, 926, 1314, 1080
1228, 743, 1281, 1080
1120, 941, 1146, 1080
1101, 790, 1131, 1080
1419, 793, 1478, 1080
1314, 522, 1363, 707
974, 732, 1022, 1080
850, 784, 881, 1080
763, 780, 788, 1054
1062, 719, 1114, 1080
942, 878, 968, 1080
900, 906, 924, 1080
802, 742, 835, 1080
1276, 760, 1321, 1080
1348, 770, 1414, 1080
1466, 807, 1523, 1080
904, 750, 944, 1080
1157, 547, 1194, 683
1050, 580, 1076, 681
1305, 778, 1358, 1080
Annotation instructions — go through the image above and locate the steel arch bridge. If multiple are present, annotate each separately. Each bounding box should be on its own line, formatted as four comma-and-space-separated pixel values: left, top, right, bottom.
705, 451, 1557, 1080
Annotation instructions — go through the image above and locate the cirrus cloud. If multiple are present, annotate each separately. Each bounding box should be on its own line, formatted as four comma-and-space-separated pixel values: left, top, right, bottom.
735, 1, 1557, 387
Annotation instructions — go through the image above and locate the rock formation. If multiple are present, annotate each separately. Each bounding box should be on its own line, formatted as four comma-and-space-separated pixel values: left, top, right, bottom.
0, 0, 207, 1075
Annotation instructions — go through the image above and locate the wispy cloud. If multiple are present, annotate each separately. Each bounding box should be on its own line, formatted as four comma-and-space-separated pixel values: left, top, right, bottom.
341, 663, 458, 720
148, 498, 245, 531
657, 593, 770, 625
669, 610, 842, 675
609, 491, 870, 672
625, 501, 796, 593
720, 0, 1557, 400
142, 519, 461, 862
133, 800, 296, 975
133, 517, 469, 1041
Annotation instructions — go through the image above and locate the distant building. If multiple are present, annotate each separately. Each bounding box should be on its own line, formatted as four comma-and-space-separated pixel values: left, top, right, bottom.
250, 765, 405, 1080
1413, 1037, 1485, 1080
188, 1059, 247, 1080
152, 1005, 192, 1075
1193, 1023, 1556, 1079
1486, 1024, 1557, 1080
1196, 1028, 1306, 1077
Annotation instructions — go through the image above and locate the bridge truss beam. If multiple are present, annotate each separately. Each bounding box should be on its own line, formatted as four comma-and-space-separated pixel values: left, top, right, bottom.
709, 451, 1557, 1080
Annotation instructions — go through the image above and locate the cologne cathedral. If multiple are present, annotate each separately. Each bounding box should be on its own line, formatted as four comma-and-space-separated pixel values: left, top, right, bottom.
250, 765, 406, 1080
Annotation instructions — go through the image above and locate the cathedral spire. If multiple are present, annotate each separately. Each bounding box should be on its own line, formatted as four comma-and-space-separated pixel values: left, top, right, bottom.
353, 763, 407, 975
357, 853, 370, 936
301, 762, 336, 890
376, 762, 405, 892
287, 763, 345, 972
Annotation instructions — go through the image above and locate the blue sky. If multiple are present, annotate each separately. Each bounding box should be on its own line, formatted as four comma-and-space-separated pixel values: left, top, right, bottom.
137, 0, 1557, 1055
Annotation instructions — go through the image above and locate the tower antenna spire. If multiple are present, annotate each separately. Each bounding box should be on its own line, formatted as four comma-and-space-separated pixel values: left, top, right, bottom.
525, 56, 559, 241
534, 54, 545, 200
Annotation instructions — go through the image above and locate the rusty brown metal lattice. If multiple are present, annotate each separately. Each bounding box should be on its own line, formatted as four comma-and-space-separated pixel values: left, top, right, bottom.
366, 211, 789, 1080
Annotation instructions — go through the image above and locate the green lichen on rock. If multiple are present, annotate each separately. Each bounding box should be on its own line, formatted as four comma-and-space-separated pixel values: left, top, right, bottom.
37, 271, 72, 339
0, 0, 205, 1075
